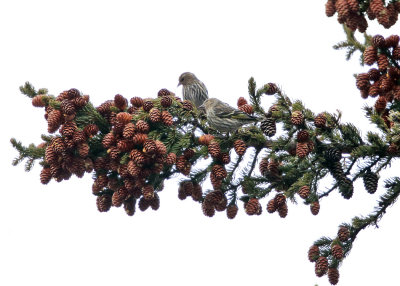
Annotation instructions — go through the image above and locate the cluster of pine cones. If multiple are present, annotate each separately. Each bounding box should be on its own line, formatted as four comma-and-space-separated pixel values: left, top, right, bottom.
357, 34, 400, 133
308, 226, 350, 285
325, 0, 400, 31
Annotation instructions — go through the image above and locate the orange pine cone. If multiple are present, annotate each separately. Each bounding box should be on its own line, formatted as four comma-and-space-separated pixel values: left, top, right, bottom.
208, 140, 221, 158
130, 96, 144, 107
238, 104, 253, 114
325, 0, 336, 17
198, 134, 215, 145
32, 94, 46, 107
237, 97, 248, 107
135, 120, 150, 133
298, 185, 310, 199
161, 110, 173, 126
116, 112, 132, 125
149, 108, 161, 123
233, 139, 246, 156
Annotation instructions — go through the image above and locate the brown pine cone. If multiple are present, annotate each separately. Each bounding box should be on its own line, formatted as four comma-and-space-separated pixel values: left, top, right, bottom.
143, 139, 157, 154
245, 198, 261, 215
161, 95, 173, 107
237, 97, 248, 107
96, 194, 112, 212
363, 46, 377, 65
314, 113, 326, 128
32, 94, 46, 107
114, 94, 128, 110
297, 130, 309, 142
233, 139, 246, 156
210, 172, 222, 189
377, 54, 389, 71
328, 268, 340, 285
142, 185, 155, 200
298, 185, 310, 199
158, 88, 173, 97
115, 112, 132, 125
191, 183, 203, 201
267, 160, 280, 177
374, 96, 387, 113
274, 193, 286, 207
338, 226, 350, 241
368, 68, 381, 81
310, 201, 320, 215
123, 122, 136, 139
40, 167, 52, 184
78, 143, 90, 157
296, 142, 309, 158
47, 110, 62, 133
202, 201, 215, 217
392, 46, 400, 59
265, 83, 278, 95
385, 34, 400, 48
161, 110, 173, 126
388, 143, 398, 155
176, 155, 191, 175
198, 134, 215, 146
308, 245, 319, 262
124, 197, 136, 216
149, 108, 162, 123
155, 140, 167, 156
182, 100, 193, 111
102, 132, 116, 148
259, 157, 269, 176
372, 34, 385, 49
226, 204, 239, 219
315, 256, 328, 277
112, 187, 129, 207
130, 149, 145, 165
291, 111, 304, 125
149, 193, 160, 210
83, 124, 98, 137
143, 100, 154, 112
238, 104, 254, 114
138, 197, 150, 211
356, 73, 370, 90
60, 99, 75, 115
347, 0, 359, 12
325, 0, 336, 17
183, 148, 195, 159
331, 244, 344, 260
136, 120, 150, 133
166, 153, 177, 165
212, 164, 227, 179
132, 133, 148, 145
130, 96, 144, 107
208, 140, 221, 158
219, 152, 231, 165
266, 199, 276, 213
335, 0, 350, 18
277, 203, 288, 218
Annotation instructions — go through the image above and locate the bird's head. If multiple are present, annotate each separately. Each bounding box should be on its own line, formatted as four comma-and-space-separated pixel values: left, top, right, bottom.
199, 98, 218, 112
178, 72, 197, 87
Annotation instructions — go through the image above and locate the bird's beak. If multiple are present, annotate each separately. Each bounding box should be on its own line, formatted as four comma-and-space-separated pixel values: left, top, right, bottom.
177, 82, 181, 87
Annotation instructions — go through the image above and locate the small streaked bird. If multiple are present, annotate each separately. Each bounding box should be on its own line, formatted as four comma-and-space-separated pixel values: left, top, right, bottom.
177, 72, 209, 108
199, 98, 260, 133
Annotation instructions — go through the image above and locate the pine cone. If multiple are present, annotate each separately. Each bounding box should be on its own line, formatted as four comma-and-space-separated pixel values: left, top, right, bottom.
335, 0, 350, 18
60, 99, 75, 115
208, 140, 221, 158
315, 256, 328, 277
112, 187, 128, 207
219, 152, 231, 165
142, 185, 155, 200
51, 137, 66, 153
83, 124, 99, 137
132, 133, 148, 145
210, 172, 222, 189
356, 73, 370, 90
277, 203, 288, 218
143, 100, 154, 112
259, 157, 269, 176
124, 197, 136, 216
291, 111, 304, 125
393, 46, 400, 59
60, 121, 77, 137
328, 268, 340, 285
40, 167, 52, 184
78, 143, 90, 158
166, 153, 177, 165
377, 54, 389, 71
130, 149, 145, 165
138, 197, 150, 211
265, 83, 278, 95
331, 244, 344, 260
347, 0, 359, 12
374, 96, 387, 113
183, 148, 195, 159
233, 139, 246, 156
296, 142, 309, 158
191, 183, 203, 201
149, 108, 161, 123
198, 134, 215, 146
266, 199, 276, 213
182, 100, 193, 111
237, 97, 248, 107
388, 143, 398, 155
161, 110, 173, 126
96, 194, 112, 212
363, 171, 379, 194
32, 94, 46, 107
226, 204, 239, 219
308, 245, 320, 262
130, 96, 144, 108
47, 110, 62, 133
310, 201, 320, 216
325, 0, 336, 17
114, 94, 128, 110
296, 130, 309, 142
212, 164, 227, 179
368, 68, 381, 81
274, 193, 286, 207
158, 88, 173, 97
298, 185, 310, 199
238, 104, 253, 114
202, 201, 215, 217
155, 140, 167, 156
143, 139, 157, 154
176, 155, 191, 175
267, 160, 280, 177
314, 113, 326, 128
363, 46, 377, 65
136, 120, 150, 133
161, 96, 173, 107
149, 193, 160, 210
325, 147, 341, 162
102, 132, 116, 148
245, 198, 261, 215
338, 226, 350, 241
260, 118, 276, 137
123, 122, 136, 139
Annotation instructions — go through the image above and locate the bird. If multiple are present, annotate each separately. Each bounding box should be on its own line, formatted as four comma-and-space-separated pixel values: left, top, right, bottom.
199, 98, 260, 133
177, 72, 209, 108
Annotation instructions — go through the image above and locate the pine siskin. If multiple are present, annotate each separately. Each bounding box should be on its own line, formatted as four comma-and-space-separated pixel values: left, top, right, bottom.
178, 72, 209, 108
200, 98, 259, 133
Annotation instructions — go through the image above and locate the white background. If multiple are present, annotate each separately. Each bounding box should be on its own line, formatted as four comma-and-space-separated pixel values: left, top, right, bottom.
1, 1, 399, 285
